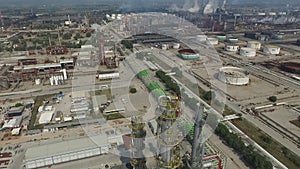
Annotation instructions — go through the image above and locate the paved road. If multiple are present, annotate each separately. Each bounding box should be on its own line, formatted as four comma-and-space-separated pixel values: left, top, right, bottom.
209, 133, 250, 169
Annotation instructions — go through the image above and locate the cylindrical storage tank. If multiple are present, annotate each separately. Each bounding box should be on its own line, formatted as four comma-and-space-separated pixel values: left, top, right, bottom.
263, 45, 280, 55
196, 35, 206, 42
240, 47, 256, 57
225, 44, 239, 52
162, 44, 168, 50
218, 66, 250, 85
258, 12, 266, 16
35, 79, 41, 85
216, 35, 227, 41
247, 41, 261, 50
206, 38, 219, 45
62, 69, 67, 80
173, 43, 180, 49
227, 37, 239, 43
269, 12, 276, 16
50, 77, 54, 86
178, 49, 200, 60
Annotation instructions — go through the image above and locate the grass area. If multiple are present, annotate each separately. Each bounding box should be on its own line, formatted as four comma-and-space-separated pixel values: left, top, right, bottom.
290, 120, 300, 128
104, 113, 125, 120
28, 94, 55, 130
223, 106, 236, 116
232, 118, 300, 169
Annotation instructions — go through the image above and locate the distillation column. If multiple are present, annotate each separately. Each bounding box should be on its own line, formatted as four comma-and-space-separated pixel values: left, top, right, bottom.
130, 116, 147, 169
156, 96, 182, 169
191, 103, 206, 169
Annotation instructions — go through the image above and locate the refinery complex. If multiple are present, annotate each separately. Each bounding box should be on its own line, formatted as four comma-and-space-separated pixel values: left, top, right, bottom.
0, 1, 300, 169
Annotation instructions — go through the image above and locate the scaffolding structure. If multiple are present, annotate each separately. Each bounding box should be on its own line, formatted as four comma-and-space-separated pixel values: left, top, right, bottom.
130, 116, 147, 169
156, 96, 182, 169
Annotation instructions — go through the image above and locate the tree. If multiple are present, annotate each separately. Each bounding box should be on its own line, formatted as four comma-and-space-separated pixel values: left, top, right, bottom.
86, 32, 91, 37
121, 40, 133, 50
129, 87, 137, 94
15, 103, 23, 107
203, 91, 216, 101
268, 96, 277, 103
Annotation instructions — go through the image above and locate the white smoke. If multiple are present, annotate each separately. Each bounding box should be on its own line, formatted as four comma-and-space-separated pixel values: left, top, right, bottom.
203, 0, 221, 14
188, 0, 200, 13
169, 0, 201, 13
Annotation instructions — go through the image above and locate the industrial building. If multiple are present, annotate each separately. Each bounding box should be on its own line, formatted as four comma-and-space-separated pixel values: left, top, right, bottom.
24, 134, 111, 169
1, 116, 23, 129
224, 43, 239, 52
239, 47, 256, 57
98, 72, 120, 80
280, 62, 300, 74
6, 106, 25, 117
46, 46, 68, 55
218, 66, 250, 86
263, 45, 281, 55
247, 41, 261, 50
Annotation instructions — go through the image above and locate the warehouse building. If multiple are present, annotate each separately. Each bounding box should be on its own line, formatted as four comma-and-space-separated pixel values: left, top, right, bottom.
24, 134, 112, 169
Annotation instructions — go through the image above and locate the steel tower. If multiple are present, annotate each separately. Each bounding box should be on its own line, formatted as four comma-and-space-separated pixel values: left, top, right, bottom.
191, 103, 206, 169
156, 96, 182, 169
130, 116, 147, 169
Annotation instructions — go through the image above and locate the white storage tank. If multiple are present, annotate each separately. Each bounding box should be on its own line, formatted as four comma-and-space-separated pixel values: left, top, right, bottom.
218, 66, 250, 86
263, 45, 280, 55
240, 47, 256, 57
206, 38, 219, 45
225, 44, 239, 52
173, 43, 180, 49
247, 41, 261, 50
162, 44, 168, 50
35, 79, 41, 85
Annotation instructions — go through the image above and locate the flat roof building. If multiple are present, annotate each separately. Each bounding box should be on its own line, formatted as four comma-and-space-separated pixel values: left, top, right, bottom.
24, 134, 111, 169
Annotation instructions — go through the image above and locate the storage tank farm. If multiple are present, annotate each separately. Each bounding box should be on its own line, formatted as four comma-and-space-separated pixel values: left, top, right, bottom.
130, 115, 147, 169
156, 96, 182, 169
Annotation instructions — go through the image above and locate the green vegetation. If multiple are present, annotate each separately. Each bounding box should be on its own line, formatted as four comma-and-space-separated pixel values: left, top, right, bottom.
203, 91, 216, 101
268, 96, 277, 103
14, 103, 23, 107
104, 113, 124, 120
232, 118, 300, 169
62, 33, 72, 40
74, 33, 83, 40
138, 70, 167, 98
129, 87, 137, 94
86, 32, 92, 37
121, 39, 133, 50
215, 123, 273, 169
156, 70, 180, 96
184, 122, 195, 138
223, 106, 236, 116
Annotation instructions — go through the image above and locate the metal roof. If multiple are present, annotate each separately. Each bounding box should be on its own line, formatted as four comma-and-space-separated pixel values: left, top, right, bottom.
25, 134, 109, 161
